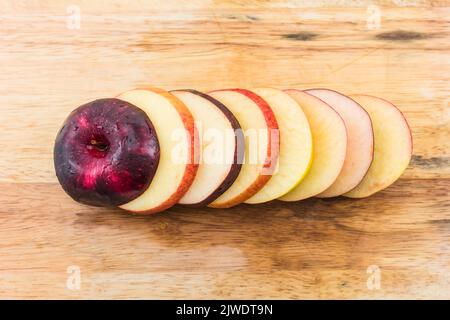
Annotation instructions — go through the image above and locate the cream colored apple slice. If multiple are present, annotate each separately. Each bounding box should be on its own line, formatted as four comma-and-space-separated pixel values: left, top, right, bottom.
306, 89, 374, 197
171, 89, 243, 206
245, 88, 313, 204
279, 90, 347, 201
344, 95, 412, 198
117, 88, 199, 214
207, 89, 279, 208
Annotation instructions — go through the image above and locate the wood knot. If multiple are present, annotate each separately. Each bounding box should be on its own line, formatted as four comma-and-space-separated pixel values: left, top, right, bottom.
283, 32, 319, 41
375, 30, 428, 41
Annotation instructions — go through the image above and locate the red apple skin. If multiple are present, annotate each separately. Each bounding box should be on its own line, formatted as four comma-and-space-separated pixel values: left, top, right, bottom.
122, 86, 200, 214
54, 98, 160, 207
171, 89, 244, 207
207, 88, 280, 208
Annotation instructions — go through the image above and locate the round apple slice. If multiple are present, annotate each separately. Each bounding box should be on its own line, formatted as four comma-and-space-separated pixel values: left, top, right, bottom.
117, 88, 199, 214
279, 90, 347, 201
344, 95, 412, 198
245, 88, 313, 204
207, 89, 279, 208
170, 89, 243, 206
306, 89, 374, 197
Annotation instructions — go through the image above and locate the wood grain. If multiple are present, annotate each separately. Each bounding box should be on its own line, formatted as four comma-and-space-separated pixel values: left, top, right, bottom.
0, 0, 449, 299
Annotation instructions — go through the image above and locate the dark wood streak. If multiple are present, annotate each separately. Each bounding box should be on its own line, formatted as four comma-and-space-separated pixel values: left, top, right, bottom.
411, 155, 450, 169
428, 219, 450, 225
223, 14, 260, 21
283, 32, 319, 41
375, 30, 429, 41
246, 15, 260, 21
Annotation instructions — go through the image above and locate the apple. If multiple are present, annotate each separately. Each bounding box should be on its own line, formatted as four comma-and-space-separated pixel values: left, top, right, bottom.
117, 87, 199, 214
279, 89, 347, 201
54, 98, 160, 207
344, 95, 412, 198
245, 88, 313, 204
306, 89, 374, 197
55, 86, 410, 212
207, 89, 280, 208
170, 89, 244, 206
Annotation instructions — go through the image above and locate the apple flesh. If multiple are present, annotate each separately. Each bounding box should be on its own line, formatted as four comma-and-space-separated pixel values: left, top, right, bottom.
306, 89, 374, 197
207, 89, 279, 208
344, 95, 412, 198
117, 88, 199, 214
279, 90, 347, 201
54, 98, 160, 207
171, 89, 243, 206
245, 88, 313, 204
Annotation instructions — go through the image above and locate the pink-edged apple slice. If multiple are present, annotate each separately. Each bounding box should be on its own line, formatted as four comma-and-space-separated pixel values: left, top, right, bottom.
170, 89, 243, 206
245, 88, 313, 204
207, 89, 279, 208
117, 87, 199, 214
306, 89, 374, 197
344, 95, 412, 198
279, 89, 347, 201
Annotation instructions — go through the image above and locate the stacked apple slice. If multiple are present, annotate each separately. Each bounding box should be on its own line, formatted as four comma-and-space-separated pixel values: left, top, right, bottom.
54, 86, 412, 214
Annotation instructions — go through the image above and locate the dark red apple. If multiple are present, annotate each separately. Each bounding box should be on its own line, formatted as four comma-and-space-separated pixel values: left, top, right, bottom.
54, 98, 160, 207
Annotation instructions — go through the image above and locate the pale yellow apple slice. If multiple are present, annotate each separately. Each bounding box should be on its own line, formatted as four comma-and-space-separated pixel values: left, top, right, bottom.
171, 89, 243, 206
306, 89, 374, 197
344, 95, 412, 198
207, 89, 279, 208
117, 88, 198, 214
279, 90, 347, 201
245, 88, 313, 204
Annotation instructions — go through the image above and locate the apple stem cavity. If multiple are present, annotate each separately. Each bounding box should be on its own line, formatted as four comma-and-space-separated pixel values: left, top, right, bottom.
86, 137, 110, 157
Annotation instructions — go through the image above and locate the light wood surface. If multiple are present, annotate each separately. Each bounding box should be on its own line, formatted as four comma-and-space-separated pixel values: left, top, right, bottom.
0, 0, 449, 299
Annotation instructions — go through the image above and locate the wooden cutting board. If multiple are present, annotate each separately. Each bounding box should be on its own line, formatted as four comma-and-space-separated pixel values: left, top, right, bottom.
0, 0, 449, 299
